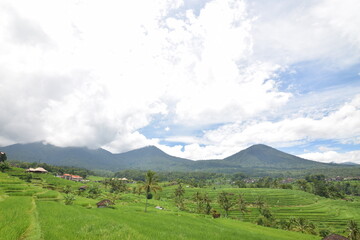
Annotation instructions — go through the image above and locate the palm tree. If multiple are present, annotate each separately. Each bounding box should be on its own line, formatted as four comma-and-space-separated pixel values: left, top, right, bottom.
140, 170, 162, 212
237, 193, 248, 220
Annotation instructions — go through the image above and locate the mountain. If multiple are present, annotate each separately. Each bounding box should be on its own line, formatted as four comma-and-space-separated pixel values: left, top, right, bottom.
338, 161, 359, 166
222, 144, 330, 169
1, 142, 121, 170
0, 142, 349, 174
114, 146, 193, 171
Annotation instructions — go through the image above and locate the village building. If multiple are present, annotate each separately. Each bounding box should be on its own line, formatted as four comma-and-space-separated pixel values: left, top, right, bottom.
111, 177, 128, 181
60, 173, 83, 182
26, 167, 48, 173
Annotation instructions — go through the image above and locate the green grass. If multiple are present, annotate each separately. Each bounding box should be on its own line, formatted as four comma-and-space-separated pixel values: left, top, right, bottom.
36, 201, 319, 240
0, 196, 33, 240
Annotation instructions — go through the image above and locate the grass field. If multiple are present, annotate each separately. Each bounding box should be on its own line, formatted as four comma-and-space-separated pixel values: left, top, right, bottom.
1, 169, 358, 239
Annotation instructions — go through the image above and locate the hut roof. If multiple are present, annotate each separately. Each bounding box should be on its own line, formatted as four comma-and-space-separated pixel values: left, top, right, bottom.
322, 234, 348, 240
26, 167, 48, 173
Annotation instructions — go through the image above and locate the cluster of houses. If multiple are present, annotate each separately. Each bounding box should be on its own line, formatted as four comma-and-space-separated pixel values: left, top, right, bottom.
60, 173, 84, 182
25, 167, 86, 182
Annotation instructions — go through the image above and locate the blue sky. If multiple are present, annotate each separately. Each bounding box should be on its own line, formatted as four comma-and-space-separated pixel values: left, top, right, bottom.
0, 0, 359, 163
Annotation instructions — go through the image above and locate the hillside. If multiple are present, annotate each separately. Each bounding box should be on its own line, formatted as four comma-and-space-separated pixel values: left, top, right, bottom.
1, 142, 351, 174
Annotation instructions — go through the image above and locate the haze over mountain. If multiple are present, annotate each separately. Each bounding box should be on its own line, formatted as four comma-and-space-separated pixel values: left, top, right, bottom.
1, 142, 346, 174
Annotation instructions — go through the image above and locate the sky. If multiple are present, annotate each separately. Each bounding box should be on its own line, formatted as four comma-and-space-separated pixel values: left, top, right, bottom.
0, 0, 360, 163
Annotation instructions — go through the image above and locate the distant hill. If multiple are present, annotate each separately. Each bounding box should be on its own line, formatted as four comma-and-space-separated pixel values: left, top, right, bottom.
338, 161, 359, 166
0, 142, 351, 174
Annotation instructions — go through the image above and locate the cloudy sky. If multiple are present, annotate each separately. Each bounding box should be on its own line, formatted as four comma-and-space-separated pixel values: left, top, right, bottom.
0, 0, 360, 163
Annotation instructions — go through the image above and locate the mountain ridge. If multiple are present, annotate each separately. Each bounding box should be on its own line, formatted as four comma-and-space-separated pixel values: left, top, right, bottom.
0, 142, 349, 173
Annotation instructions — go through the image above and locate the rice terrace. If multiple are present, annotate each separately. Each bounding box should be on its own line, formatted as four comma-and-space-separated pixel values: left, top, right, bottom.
1, 0, 360, 239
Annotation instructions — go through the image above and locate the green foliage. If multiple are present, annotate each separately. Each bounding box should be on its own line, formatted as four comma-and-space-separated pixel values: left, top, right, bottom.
217, 191, 235, 217
231, 172, 247, 182
63, 185, 73, 194
64, 194, 76, 205
289, 218, 317, 235
0, 152, 7, 162
174, 183, 185, 210
347, 220, 360, 240
103, 179, 128, 193
237, 193, 248, 219
20, 173, 33, 183
88, 185, 102, 199
319, 229, 332, 238
0, 161, 11, 172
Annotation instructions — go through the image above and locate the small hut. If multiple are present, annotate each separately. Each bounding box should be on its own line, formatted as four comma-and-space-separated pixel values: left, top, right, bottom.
96, 199, 114, 208
322, 234, 348, 240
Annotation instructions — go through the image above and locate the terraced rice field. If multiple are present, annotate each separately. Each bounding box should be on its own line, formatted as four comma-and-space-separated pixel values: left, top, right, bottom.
159, 185, 360, 234
0, 170, 320, 240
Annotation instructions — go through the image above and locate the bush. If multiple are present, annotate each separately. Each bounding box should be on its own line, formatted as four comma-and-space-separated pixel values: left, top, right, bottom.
319, 229, 331, 238
20, 173, 33, 183
0, 162, 10, 172
64, 194, 76, 205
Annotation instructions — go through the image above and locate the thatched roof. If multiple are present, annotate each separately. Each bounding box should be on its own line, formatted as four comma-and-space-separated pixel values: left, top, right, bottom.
26, 167, 48, 173
322, 234, 348, 240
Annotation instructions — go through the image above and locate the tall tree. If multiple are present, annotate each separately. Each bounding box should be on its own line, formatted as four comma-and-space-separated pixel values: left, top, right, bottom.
237, 193, 248, 220
193, 191, 204, 213
217, 191, 235, 217
255, 196, 265, 211
140, 170, 162, 212
202, 193, 212, 215
174, 183, 185, 210
0, 152, 7, 162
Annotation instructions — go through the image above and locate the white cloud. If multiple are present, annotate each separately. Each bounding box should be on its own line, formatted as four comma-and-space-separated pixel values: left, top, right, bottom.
0, 0, 293, 152
250, 0, 360, 68
162, 94, 360, 160
209, 94, 360, 145
298, 150, 360, 164
0, 0, 359, 160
